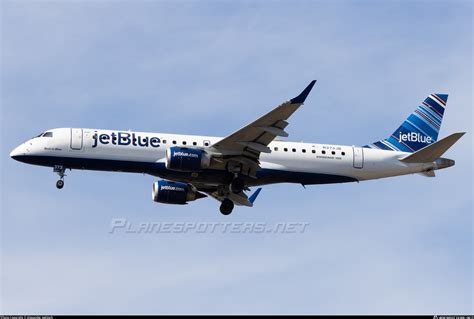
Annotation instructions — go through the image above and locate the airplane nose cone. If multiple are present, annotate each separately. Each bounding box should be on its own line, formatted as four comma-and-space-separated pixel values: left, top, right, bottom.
10, 145, 25, 160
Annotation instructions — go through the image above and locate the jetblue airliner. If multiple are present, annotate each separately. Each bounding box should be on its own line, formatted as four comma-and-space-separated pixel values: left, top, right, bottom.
10, 81, 465, 215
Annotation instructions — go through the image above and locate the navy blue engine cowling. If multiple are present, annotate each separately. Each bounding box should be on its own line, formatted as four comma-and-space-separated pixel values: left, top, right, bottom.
165, 147, 210, 172
152, 180, 206, 205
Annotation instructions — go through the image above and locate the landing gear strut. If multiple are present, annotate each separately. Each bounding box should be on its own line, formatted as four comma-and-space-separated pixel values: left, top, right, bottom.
220, 199, 234, 215
230, 176, 245, 194
54, 165, 66, 189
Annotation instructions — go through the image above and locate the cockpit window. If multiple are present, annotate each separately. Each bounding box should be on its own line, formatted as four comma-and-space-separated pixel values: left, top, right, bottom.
32, 132, 53, 138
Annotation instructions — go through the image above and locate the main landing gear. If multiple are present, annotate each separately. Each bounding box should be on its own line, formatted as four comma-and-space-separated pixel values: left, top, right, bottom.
230, 176, 245, 194
54, 165, 66, 189
220, 198, 234, 215
218, 175, 246, 215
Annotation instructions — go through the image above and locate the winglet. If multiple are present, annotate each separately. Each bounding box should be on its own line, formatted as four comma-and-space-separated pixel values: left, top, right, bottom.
290, 80, 317, 104
249, 187, 262, 204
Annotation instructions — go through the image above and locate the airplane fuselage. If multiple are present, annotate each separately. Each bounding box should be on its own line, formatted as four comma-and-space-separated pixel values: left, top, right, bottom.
10, 127, 439, 187
9, 82, 462, 215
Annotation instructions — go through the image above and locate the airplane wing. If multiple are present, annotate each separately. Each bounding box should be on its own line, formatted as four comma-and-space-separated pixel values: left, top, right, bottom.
209, 80, 316, 177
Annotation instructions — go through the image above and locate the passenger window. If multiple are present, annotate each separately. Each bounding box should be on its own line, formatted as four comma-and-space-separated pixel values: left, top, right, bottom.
204, 142, 209, 146
332, 151, 335, 155
183, 141, 187, 145
302, 149, 306, 153
193, 142, 197, 146
163, 140, 167, 144
322, 150, 326, 154
292, 148, 296, 152
43, 132, 53, 137
312, 150, 316, 154
284, 148, 288, 152
342, 152, 345, 156
274, 147, 278, 151
172, 140, 177, 144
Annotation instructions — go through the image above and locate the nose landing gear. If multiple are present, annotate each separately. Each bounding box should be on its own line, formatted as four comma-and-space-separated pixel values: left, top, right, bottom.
54, 165, 66, 189
56, 179, 64, 189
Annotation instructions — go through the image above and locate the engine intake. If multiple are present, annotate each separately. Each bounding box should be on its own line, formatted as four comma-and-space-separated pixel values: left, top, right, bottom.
152, 180, 206, 205
165, 147, 211, 172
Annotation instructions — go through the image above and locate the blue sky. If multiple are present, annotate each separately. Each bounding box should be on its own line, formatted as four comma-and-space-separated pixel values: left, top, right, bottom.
1, 0, 472, 314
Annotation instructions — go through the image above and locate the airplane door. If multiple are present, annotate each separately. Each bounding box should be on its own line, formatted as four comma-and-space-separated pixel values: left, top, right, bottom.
70, 128, 83, 150
353, 146, 364, 169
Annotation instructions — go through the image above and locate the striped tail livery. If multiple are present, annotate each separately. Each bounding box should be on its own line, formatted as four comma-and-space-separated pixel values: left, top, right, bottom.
365, 93, 448, 152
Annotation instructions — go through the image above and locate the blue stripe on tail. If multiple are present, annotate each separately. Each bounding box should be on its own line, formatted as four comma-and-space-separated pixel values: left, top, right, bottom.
364, 93, 448, 152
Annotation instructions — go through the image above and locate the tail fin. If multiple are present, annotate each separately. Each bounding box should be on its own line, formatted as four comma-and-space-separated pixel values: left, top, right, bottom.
365, 93, 448, 152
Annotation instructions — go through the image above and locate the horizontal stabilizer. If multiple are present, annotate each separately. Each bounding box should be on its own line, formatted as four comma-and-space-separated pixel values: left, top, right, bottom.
400, 132, 465, 163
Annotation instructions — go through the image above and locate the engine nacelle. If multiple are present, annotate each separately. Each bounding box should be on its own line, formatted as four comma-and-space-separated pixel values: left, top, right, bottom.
152, 180, 205, 205
165, 147, 211, 172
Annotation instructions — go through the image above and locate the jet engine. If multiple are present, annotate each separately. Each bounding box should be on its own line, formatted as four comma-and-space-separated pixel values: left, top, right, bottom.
165, 147, 211, 172
152, 180, 206, 205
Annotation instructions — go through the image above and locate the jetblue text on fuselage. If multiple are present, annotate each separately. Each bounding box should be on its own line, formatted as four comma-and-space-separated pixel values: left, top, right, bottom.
92, 132, 161, 148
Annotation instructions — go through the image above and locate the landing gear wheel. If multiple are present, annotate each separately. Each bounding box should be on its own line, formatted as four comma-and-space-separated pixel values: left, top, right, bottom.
53, 165, 67, 189
230, 177, 245, 194
56, 179, 64, 189
220, 199, 234, 215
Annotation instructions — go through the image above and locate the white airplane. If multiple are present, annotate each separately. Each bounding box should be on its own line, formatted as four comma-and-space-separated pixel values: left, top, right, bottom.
10, 81, 465, 215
